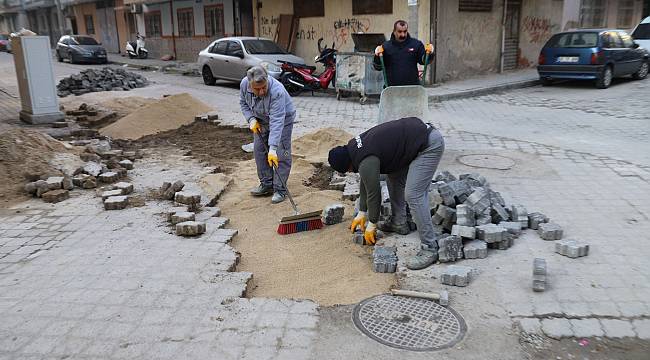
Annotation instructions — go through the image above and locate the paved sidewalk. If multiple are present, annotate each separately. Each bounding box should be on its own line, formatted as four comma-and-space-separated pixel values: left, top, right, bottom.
426, 69, 539, 101
107, 54, 200, 77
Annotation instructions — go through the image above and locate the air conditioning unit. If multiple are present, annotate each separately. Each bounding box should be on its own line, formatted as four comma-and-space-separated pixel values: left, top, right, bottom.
130, 4, 143, 14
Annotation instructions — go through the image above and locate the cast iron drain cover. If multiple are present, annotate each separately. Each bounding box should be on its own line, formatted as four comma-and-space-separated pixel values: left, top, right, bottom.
352, 294, 466, 351
458, 154, 515, 170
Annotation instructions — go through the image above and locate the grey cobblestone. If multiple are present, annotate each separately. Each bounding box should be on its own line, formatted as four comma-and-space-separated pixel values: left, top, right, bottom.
541, 318, 574, 339
600, 319, 637, 338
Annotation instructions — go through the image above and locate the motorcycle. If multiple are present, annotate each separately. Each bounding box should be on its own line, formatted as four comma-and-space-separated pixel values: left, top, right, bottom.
278, 38, 336, 96
125, 34, 148, 59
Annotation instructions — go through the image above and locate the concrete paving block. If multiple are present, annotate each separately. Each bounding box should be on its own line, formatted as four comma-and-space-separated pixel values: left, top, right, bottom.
81, 177, 97, 189
83, 162, 103, 177
205, 217, 229, 229
62, 176, 74, 190
440, 265, 476, 287
555, 239, 589, 258
464, 188, 490, 213
488, 233, 514, 250
163, 180, 185, 200
24, 181, 38, 194
328, 172, 346, 191
475, 207, 492, 225
438, 235, 463, 262
499, 221, 523, 236
175, 221, 207, 236
510, 204, 529, 228
342, 173, 361, 201
632, 319, 650, 340
104, 196, 128, 210
428, 188, 442, 212
541, 318, 574, 339
455, 204, 475, 226
171, 211, 196, 225
434, 171, 456, 183
352, 230, 364, 245
166, 206, 189, 222
71, 174, 91, 187
98, 172, 119, 183
41, 189, 70, 203
528, 212, 549, 230
322, 204, 345, 225
101, 189, 123, 201
463, 240, 487, 259
436, 182, 456, 206
459, 172, 488, 187
127, 195, 145, 207
476, 224, 507, 243
491, 203, 510, 223
175, 191, 201, 205
532, 258, 547, 292
115, 167, 128, 179
114, 182, 134, 195
600, 319, 636, 338
373, 246, 397, 273
488, 189, 506, 207
448, 179, 472, 203
118, 159, 134, 170
45, 176, 64, 190
451, 225, 475, 239
517, 318, 542, 334
570, 319, 604, 338
538, 222, 563, 240
432, 205, 455, 225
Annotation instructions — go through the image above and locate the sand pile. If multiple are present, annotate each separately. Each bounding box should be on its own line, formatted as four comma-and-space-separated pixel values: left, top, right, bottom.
0, 129, 71, 206
220, 128, 394, 305
101, 93, 213, 140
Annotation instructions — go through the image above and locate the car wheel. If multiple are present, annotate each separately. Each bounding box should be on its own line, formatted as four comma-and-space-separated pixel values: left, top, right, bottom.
596, 65, 612, 89
281, 73, 303, 96
202, 66, 216, 86
56, 50, 62, 62
632, 61, 649, 80
540, 77, 553, 86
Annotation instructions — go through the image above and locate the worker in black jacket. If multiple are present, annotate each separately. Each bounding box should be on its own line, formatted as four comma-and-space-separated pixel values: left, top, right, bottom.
328, 117, 445, 270
373, 20, 433, 86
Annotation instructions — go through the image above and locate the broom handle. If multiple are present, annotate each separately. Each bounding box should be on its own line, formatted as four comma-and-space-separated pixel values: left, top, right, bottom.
379, 54, 388, 88
255, 132, 300, 215
421, 51, 430, 86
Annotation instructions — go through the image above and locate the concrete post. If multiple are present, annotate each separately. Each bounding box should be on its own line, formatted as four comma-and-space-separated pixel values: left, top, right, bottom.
408, 0, 418, 39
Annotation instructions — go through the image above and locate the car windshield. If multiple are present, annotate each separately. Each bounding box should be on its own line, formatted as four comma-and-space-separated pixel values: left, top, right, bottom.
632, 24, 650, 40
72, 36, 98, 45
546, 32, 599, 48
242, 40, 287, 54
0, 34, 8, 40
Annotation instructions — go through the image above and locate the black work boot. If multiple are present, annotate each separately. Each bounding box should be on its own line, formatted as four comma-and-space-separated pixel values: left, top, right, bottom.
377, 219, 411, 235
250, 184, 273, 196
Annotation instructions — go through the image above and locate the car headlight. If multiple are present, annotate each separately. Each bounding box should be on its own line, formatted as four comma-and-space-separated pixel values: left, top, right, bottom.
260, 61, 281, 72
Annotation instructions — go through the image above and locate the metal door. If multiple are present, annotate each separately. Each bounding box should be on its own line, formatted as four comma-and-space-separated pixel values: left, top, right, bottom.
503, 0, 521, 71
96, 1, 119, 53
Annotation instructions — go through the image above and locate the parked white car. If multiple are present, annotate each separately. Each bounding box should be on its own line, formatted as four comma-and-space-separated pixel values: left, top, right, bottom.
632, 16, 650, 50
198, 37, 305, 85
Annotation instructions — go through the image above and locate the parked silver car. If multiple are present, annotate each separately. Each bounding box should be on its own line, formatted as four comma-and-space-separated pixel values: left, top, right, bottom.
198, 37, 305, 85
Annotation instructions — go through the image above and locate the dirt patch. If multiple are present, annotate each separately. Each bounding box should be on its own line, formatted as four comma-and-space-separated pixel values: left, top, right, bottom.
219, 128, 394, 306
523, 336, 650, 360
303, 163, 334, 190
100, 93, 213, 140
292, 127, 351, 163
0, 129, 73, 207
116, 122, 253, 174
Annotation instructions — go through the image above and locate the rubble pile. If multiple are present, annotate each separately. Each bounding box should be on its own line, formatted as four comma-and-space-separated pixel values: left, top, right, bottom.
158, 183, 229, 237
23, 139, 143, 207
64, 103, 117, 128
57, 67, 148, 97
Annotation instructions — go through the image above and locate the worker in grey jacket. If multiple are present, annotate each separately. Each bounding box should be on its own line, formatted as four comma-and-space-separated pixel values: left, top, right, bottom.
239, 66, 296, 204
328, 117, 445, 270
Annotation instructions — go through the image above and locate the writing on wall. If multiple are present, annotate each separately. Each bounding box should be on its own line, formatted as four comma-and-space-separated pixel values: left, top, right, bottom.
260, 16, 279, 37
522, 16, 552, 44
296, 17, 371, 48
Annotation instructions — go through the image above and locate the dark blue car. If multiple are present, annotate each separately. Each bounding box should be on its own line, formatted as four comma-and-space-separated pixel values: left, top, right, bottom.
537, 30, 649, 88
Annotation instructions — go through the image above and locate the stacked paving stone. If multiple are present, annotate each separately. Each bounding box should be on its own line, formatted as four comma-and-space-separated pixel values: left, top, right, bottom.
373, 246, 397, 273
57, 67, 148, 97
322, 204, 345, 225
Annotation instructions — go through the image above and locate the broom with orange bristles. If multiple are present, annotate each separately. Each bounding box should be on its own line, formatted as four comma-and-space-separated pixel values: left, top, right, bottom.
255, 133, 323, 234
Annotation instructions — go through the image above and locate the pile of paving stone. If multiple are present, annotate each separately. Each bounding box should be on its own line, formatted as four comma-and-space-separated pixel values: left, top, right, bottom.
158, 181, 230, 237
332, 170, 589, 286
23, 139, 143, 208
57, 67, 148, 97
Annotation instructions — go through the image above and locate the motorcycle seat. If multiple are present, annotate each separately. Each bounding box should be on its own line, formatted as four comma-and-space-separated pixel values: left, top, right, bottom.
278, 60, 316, 71
128, 41, 137, 49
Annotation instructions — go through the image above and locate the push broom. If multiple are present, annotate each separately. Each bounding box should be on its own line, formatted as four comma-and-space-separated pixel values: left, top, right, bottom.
255, 133, 323, 235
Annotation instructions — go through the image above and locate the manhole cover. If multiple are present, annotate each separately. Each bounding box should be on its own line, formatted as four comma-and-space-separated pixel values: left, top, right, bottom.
458, 154, 515, 170
352, 294, 466, 351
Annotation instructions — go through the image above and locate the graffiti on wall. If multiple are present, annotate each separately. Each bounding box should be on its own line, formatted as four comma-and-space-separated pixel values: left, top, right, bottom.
296, 17, 371, 48
260, 16, 279, 37
522, 16, 553, 44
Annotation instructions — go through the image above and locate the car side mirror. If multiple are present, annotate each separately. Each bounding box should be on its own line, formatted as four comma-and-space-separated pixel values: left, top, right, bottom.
632, 43, 639, 49
237, 52, 244, 58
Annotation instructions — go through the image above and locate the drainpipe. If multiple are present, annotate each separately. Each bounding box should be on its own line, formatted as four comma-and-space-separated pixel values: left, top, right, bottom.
500, 0, 507, 73
169, 0, 176, 60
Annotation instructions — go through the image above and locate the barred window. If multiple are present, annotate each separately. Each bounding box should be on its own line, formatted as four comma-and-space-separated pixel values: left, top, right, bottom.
177, 8, 194, 37
579, 0, 607, 28
617, 0, 635, 28
84, 15, 94, 35
459, 0, 493, 12
145, 11, 162, 37
204, 5, 224, 37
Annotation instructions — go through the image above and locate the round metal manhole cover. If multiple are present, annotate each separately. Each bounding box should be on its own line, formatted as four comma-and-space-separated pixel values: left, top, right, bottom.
352, 294, 466, 351
458, 154, 515, 170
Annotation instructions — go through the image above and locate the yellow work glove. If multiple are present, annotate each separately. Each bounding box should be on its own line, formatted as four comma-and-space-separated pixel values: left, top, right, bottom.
249, 118, 262, 134
425, 43, 434, 54
267, 147, 279, 168
350, 211, 367, 232
375, 45, 384, 56
364, 221, 377, 245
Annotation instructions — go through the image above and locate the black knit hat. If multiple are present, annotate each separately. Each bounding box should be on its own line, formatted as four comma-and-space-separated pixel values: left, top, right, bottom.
328, 145, 351, 173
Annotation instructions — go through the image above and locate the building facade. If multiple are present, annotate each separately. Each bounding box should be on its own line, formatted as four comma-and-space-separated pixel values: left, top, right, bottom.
1, 0, 647, 80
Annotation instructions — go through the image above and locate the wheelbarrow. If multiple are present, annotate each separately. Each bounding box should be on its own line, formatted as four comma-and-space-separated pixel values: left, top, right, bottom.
377, 53, 431, 125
